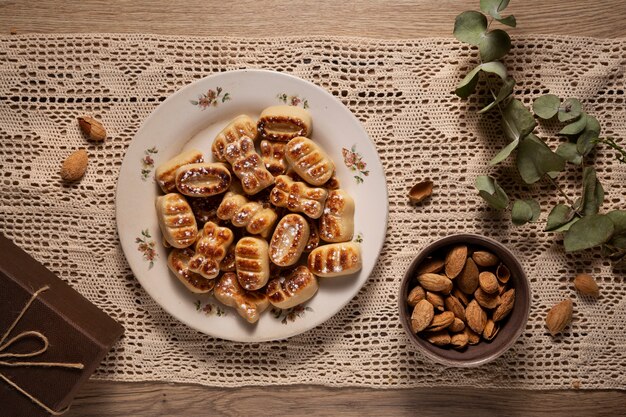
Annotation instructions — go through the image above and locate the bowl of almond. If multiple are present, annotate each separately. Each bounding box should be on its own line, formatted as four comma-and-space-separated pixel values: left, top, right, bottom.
399, 234, 530, 366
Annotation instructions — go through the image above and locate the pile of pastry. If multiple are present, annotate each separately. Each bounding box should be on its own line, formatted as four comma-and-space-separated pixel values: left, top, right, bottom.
154, 105, 361, 323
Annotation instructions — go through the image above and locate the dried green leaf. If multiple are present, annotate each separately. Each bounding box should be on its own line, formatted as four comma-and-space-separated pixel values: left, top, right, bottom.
581, 167, 604, 216
454, 11, 488, 46
607, 210, 626, 235
502, 98, 537, 142
496, 15, 517, 27
585, 115, 601, 134
559, 113, 588, 135
533, 94, 560, 119
489, 138, 519, 165
545, 204, 575, 232
511, 199, 540, 226
479, 76, 515, 114
455, 65, 482, 98
558, 98, 583, 122
577, 130, 599, 156
480, 0, 510, 16
553, 217, 580, 233
564, 214, 614, 252
479, 29, 511, 62
475, 175, 509, 210
556, 142, 583, 165
516, 134, 566, 184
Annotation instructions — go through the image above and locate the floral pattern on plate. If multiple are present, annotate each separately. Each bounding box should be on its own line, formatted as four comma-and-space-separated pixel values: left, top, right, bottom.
195, 300, 227, 317
342, 145, 369, 184
141, 146, 158, 181
271, 305, 313, 324
191, 87, 231, 109
277, 93, 309, 109
136, 229, 157, 269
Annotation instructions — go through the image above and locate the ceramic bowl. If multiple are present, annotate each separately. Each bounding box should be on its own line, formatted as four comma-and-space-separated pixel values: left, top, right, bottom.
399, 234, 530, 367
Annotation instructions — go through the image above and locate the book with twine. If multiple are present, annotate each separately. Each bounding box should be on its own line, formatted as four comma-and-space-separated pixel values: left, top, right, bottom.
0, 234, 124, 416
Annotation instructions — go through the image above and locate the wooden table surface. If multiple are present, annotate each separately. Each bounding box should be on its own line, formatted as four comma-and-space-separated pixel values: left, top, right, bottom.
2, 1, 626, 416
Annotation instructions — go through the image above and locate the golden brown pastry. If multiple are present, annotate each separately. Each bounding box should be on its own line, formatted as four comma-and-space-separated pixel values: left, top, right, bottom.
217, 191, 278, 238
257, 105, 312, 141
269, 175, 328, 219
219, 243, 237, 272
188, 221, 234, 279
285, 137, 335, 186
167, 248, 215, 294
175, 162, 231, 197
260, 140, 288, 176
156, 193, 198, 248
269, 214, 310, 267
235, 237, 270, 291
266, 266, 319, 309
155, 149, 204, 193
214, 272, 270, 324
223, 136, 275, 195
320, 189, 355, 243
304, 217, 320, 252
307, 242, 362, 278
212, 115, 257, 161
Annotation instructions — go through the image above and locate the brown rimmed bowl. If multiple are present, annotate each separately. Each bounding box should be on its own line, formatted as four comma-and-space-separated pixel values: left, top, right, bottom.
399, 234, 530, 367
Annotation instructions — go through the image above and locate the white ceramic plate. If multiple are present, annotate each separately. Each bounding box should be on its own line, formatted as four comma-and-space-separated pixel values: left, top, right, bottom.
116, 69, 388, 342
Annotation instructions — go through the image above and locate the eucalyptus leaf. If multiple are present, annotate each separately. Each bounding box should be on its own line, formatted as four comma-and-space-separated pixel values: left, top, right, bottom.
516, 134, 566, 184
584, 115, 601, 134
454, 11, 488, 45
533, 94, 560, 119
558, 98, 582, 122
581, 167, 604, 216
556, 142, 583, 165
489, 138, 519, 165
455, 65, 482, 98
480, 0, 510, 17
559, 113, 588, 135
607, 210, 626, 235
480, 61, 508, 80
553, 217, 580, 233
564, 214, 614, 252
502, 98, 537, 142
511, 200, 533, 226
479, 76, 515, 114
545, 204, 575, 231
475, 175, 509, 210
611, 235, 626, 249
577, 130, 599, 156
496, 15, 517, 27
479, 29, 511, 62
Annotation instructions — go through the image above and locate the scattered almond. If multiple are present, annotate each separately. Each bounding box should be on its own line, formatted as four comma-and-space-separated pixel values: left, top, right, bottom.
466, 300, 487, 334
450, 332, 469, 349
426, 291, 445, 312
479, 271, 499, 294
493, 289, 515, 322
407, 286, 426, 307
60, 149, 88, 181
472, 250, 499, 267
546, 299, 573, 336
408, 180, 433, 204
425, 330, 451, 346
416, 258, 445, 274
426, 311, 455, 332
457, 258, 479, 295
445, 245, 467, 279
78, 115, 107, 142
417, 273, 453, 294
573, 273, 599, 298
410, 299, 434, 333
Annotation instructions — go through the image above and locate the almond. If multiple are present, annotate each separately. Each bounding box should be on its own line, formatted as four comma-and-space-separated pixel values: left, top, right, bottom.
493, 288, 515, 322
464, 327, 480, 345
449, 317, 465, 333
416, 258, 445, 274
482, 319, 499, 341
426, 291, 445, 312
60, 149, 88, 181
496, 263, 511, 283
445, 245, 467, 279
457, 258, 479, 295
472, 250, 499, 267
410, 299, 434, 333
417, 273, 453, 294
444, 295, 466, 321
466, 300, 487, 334
450, 332, 469, 349
426, 311, 455, 332
407, 286, 426, 307
78, 116, 107, 142
479, 271, 499, 294
425, 330, 451, 346
452, 288, 470, 306
546, 299, 573, 336
408, 180, 433, 204
573, 273, 599, 298
474, 287, 500, 309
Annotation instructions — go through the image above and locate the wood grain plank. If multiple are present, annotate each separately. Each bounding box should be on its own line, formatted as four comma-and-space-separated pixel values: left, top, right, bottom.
65, 380, 626, 417
0, 0, 625, 38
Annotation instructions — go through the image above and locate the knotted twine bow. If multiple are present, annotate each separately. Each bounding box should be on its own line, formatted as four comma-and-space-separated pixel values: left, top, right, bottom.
0, 286, 84, 415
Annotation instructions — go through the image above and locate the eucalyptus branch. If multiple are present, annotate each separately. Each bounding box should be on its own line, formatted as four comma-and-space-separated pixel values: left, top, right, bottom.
600, 138, 626, 163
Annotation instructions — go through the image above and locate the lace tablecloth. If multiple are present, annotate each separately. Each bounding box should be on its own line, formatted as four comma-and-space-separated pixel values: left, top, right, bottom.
0, 34, 625, 389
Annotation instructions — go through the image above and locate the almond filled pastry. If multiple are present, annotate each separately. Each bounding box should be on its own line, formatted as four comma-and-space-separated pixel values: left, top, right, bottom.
260, 140, 288, 176
266, 266, 319, 309
156, 193, 198, 248
308, 242, 362, 278
285, 136, 335, 186
214, 272, 270, 324
223, 136, 275, 195
175, 162, 232, 197
269, 214, 310, 267
257, 105, 312, 142
235, 237, 271, 291
319, 189, 355, 243
168, 248, 215, 294
269, 175, 328, 219
212, 115, 257, 161
217, 190, 278, 238
188, 221, 234, 279
155, 149, 204, 193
